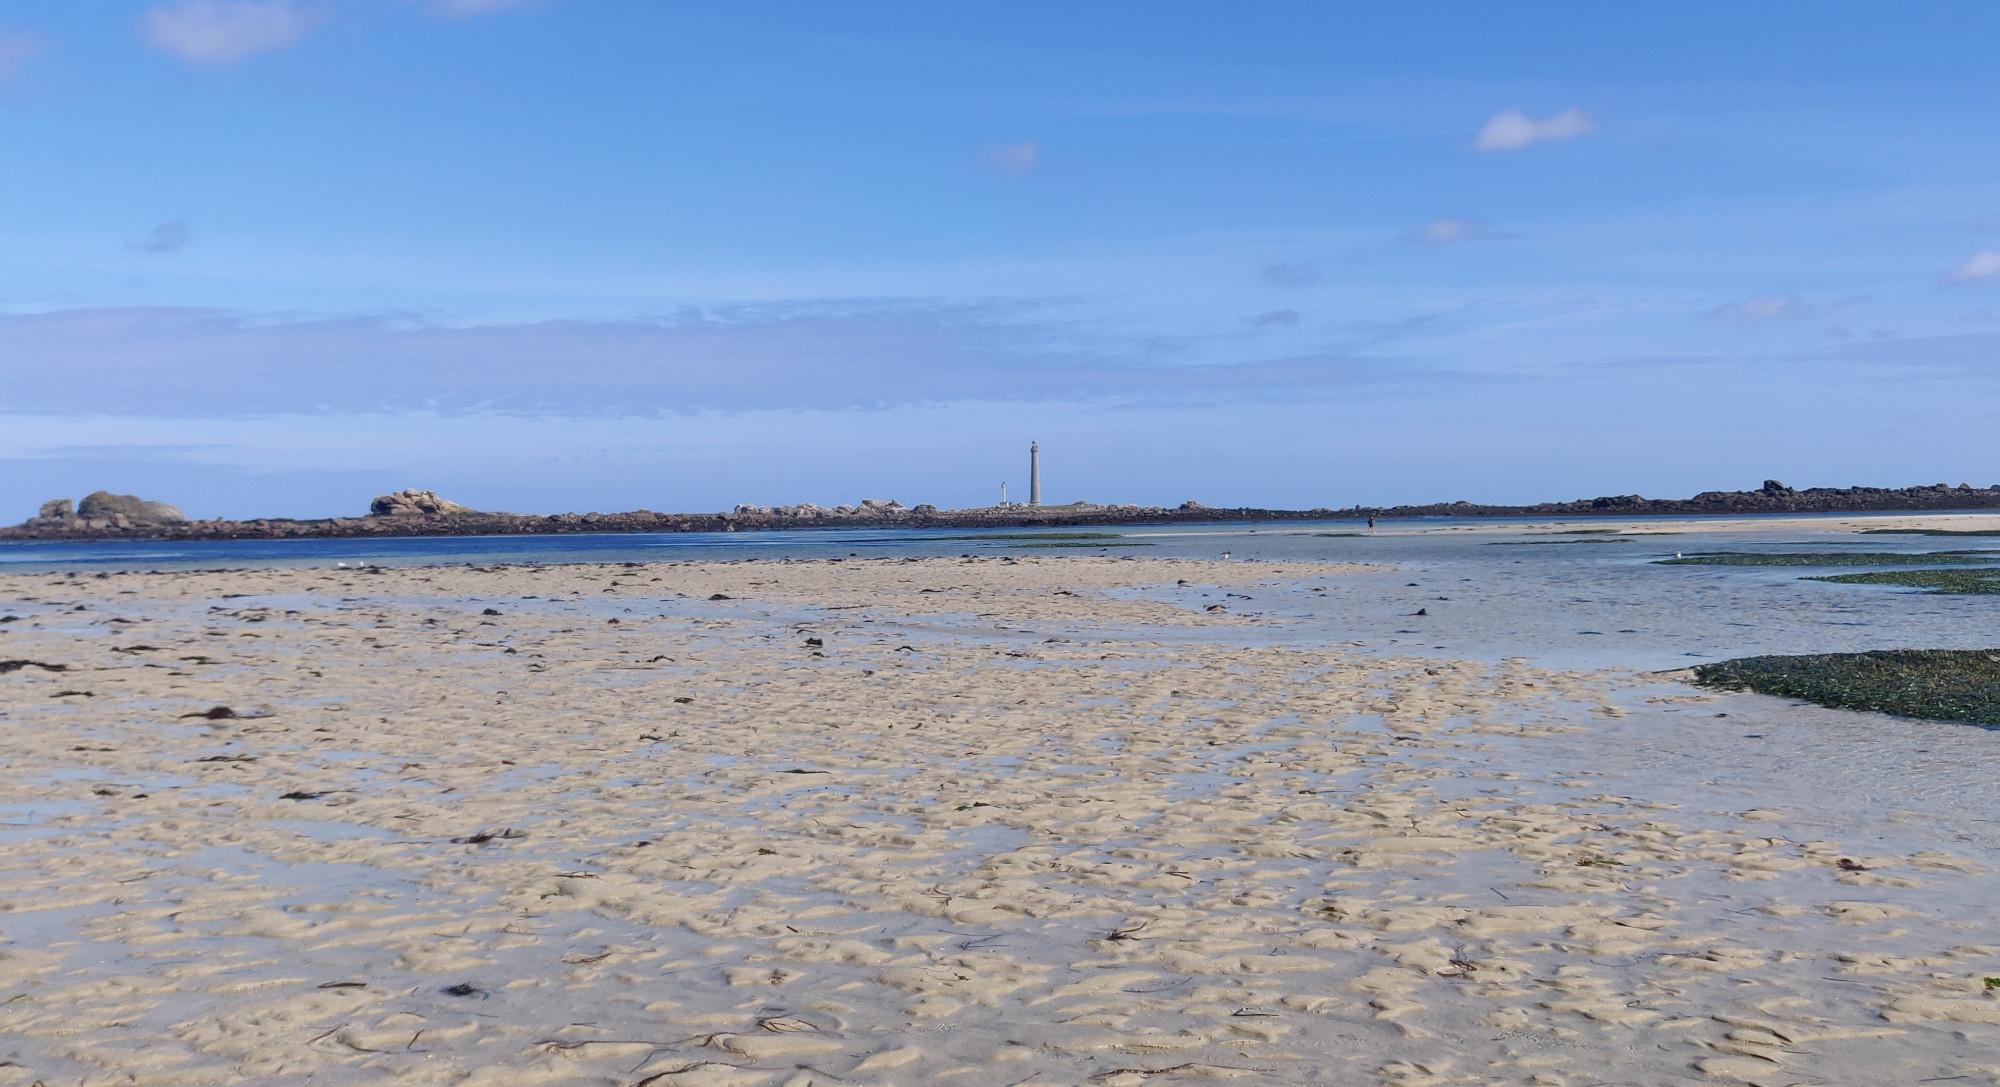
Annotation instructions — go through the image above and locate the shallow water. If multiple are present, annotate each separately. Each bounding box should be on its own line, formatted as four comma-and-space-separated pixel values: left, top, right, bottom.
8, 515, 1994, 674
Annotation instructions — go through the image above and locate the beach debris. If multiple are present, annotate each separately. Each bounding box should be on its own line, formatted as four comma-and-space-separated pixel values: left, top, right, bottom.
673, 696, 694, 703
0, 660, 68, 674
441, 982, 488, 998
279, 791, 329, 801
646, 654, 673, 662
803, 637, 823, 647
482, 608, 502, 616
452, 828, 526, 844
317, 981, 367, 989
50, 690, 93, 698
1985, 977, 2000, 989
1204, 604, 1226, 612
1414, 608, 1428, 616
708, 593, 732, 600
1836, 857, 1872, 872
181, 706, 237, 719
194, 754, 256, 763
777, 768, 830, 774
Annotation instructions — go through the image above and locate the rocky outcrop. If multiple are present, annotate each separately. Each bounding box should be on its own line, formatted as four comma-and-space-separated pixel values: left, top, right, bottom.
77, 491, 186, 523
8, 480, 2000, 542
19, 492, 186, 534
371, 490, 473, 517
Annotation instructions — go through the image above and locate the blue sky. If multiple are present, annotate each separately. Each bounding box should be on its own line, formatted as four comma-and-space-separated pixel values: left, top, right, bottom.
4, 1, 2000, 519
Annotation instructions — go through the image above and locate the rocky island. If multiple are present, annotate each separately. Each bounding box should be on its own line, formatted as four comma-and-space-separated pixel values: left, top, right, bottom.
6, 480, 2000, 541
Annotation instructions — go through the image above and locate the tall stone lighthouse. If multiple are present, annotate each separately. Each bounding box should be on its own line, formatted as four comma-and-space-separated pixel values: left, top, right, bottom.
1029, 442, 1041, 506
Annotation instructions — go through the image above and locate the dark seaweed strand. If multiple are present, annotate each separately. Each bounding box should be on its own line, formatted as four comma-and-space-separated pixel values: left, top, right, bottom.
1656, 551, 2000, 567
1691, 649, 2000, 725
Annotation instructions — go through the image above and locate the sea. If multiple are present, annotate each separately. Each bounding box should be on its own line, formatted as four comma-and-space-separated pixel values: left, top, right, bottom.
2, 513, 1994, 673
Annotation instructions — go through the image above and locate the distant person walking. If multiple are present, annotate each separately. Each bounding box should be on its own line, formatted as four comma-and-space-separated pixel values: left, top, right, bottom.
1367, 515, 1376, 532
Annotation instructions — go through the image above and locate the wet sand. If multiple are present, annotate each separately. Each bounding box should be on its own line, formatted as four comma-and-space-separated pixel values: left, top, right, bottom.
2, 556, 1996, 1086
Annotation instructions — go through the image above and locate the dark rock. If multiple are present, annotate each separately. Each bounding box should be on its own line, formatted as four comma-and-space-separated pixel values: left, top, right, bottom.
38, 498, 73, 519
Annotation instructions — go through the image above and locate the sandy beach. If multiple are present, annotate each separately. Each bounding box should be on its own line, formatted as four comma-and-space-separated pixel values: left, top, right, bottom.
2, 554, 1996, 1086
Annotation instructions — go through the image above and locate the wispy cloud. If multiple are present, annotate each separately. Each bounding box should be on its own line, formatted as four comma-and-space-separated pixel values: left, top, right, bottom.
0, 30, 44, 79
1472, 108, 1594, 152
1257, 262, 1320, 287
417, 0, 542, 17
1405, 218, 1511, 246
141, 1, 318, 65
1709, 297, 1812, 322
1946, 249, 2000, 283
128, 221, 192, 254
1245, 309, 1298, 327
0, 304, 1433, 418
986, 140, 1038, 175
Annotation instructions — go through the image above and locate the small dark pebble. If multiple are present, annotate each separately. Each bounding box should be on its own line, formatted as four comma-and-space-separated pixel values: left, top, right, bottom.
482, 608, 502, 616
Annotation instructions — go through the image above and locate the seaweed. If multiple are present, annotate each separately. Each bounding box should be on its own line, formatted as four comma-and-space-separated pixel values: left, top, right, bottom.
1691, 649, 2000, 725
1804, 568, 2000, 594
1656, 551, 2000, 567
1861, 528, 2000, 536
0, 660, 68, 674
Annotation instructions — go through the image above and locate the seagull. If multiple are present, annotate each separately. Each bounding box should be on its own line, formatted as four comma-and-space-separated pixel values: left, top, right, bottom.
1222, 551, 1231, 560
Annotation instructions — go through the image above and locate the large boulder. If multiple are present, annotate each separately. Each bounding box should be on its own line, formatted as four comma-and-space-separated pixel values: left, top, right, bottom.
38, 498, 73, 519
370, 489, 473, 517
77, 491, 185, 523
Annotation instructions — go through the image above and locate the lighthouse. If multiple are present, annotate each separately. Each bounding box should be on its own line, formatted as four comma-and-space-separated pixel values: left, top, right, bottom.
1029, 442, 1041, 506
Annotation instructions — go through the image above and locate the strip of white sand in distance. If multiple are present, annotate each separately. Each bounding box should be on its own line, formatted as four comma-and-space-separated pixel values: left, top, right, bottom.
0, 557, 1993, 1087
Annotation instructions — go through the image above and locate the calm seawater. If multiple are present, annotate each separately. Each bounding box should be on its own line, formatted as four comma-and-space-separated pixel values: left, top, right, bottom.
3, 515, 1994, 672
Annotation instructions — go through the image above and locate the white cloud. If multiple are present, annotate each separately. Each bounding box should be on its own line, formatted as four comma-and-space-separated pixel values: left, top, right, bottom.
0, 30, 43, 79
1710, 297, 1812, 322
1472, 108, 1595, 152
1946, 249, 2000, 282
987, 140, 1038, 175
1406, 218, 1511, 245
141, 1, 318, 65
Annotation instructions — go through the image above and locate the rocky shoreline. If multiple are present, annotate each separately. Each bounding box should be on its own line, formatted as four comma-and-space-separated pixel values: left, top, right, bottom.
6, 480, 1999, 542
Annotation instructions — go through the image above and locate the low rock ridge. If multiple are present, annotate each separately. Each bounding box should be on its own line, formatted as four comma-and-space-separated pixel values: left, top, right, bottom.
25, 491, 186, 533
7, 480, 2000, 540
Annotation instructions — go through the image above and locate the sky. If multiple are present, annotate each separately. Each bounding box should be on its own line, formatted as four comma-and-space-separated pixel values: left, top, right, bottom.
4, 1, 2000, 519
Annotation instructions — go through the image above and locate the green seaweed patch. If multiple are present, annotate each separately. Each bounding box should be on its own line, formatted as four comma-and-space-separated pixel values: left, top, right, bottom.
1692, 649, 2000, 725
1806, 568, 2000, 594
1656, 551, 2000, 567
